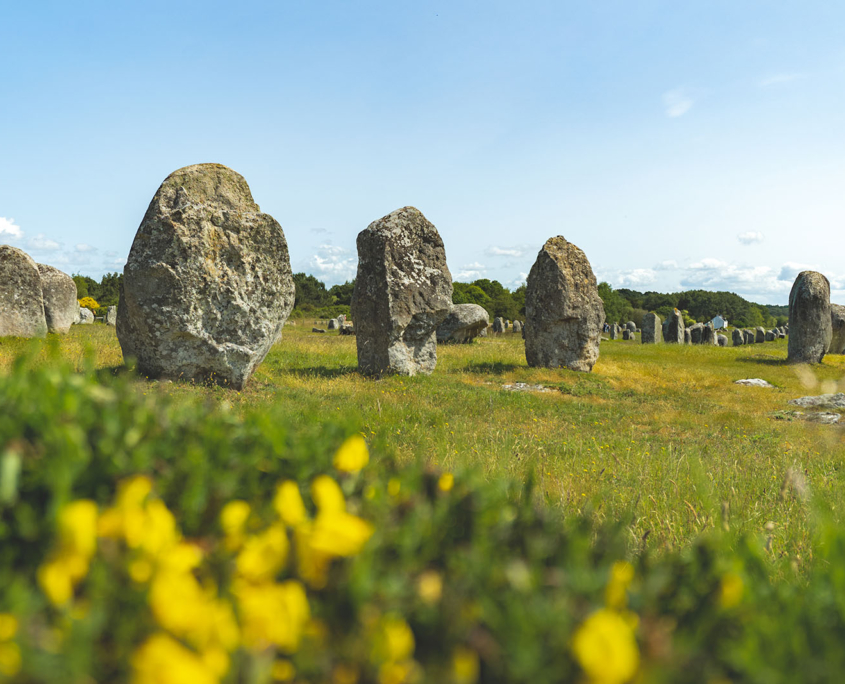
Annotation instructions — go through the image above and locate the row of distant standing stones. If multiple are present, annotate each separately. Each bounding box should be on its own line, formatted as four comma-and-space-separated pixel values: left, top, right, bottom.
607, 316, 789, 347
0, 163, 838, 388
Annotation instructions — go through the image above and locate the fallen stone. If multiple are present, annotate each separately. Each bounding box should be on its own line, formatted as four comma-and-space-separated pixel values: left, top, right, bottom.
735, 378, 775, 387
502, 382, 551, 393
788, 393, 845, 409
312, 328, 326, 333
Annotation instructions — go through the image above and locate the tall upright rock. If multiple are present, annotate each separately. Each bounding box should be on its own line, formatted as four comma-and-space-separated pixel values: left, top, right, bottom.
117, 164, 294, 389
524, 236, 604, 372
351, 206, 452, 376
37, 263, 78, 334
0, 246, 47, 338
641, 312, 662, 344
787, 271, 831, 364
830, 303, 845, 354
664, 309, 684, 344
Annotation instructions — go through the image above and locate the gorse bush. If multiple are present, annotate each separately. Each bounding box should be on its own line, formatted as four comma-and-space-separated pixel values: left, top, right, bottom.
3, 348, 845, 682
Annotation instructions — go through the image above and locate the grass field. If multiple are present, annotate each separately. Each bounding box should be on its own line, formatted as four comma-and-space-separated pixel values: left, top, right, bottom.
3, 323, 843, 569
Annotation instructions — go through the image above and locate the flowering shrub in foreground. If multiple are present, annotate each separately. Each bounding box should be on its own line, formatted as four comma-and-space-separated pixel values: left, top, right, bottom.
4, 349, 845, 682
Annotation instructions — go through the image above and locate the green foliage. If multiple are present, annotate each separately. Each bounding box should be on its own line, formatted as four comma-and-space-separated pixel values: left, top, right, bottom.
5, 349, 845, 682
453, 279, 523, 320
293, 273, 333, 309
72, 273, 121, 308
328, 280, 355, 306
598, 282, 634, 325
452, 283, 492, 309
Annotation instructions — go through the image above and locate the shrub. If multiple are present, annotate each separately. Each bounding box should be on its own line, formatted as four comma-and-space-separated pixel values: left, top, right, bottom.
4, 348, 845, 682
77, 297, 99, 310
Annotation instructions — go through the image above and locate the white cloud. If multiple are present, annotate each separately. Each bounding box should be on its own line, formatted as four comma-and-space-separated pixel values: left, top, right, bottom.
0, 217, 23, 239
759, 72, 805, 88
456, 262, 486, 281
75, 243, 96, 252
737, 231, 764, 245
654, 260, 678, 271
616, 268, 657, 287
663, 88, 694, 118
485, 246, 524, 258
27, 234, 61, 251
680, 258, 796, 296
307, 244, 357, 284
777, 262, 816, 283
317, 243, 348, 255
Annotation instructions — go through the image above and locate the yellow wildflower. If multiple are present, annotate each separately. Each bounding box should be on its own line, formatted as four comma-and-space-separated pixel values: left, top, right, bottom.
605, 561, 634, 610
417, 571, 443, 604
236, 524, 289, 582
274, 481, 307, 527
378, 660, 419, 684
131, 632, 220, 684
234, 579, 310, 652
220, 500, 250, 550
333, 434, 370, 473
0, 614, 17, 641
452, 646, 480, 684
0, 642, 21, 678
272, 659, 296, 681
719, 572, 744, 609
58, 500, 98, 558
438, 473, 454, 492
311, 476, 346, 514
373, 615, 415, 663
572, 608, 639, 684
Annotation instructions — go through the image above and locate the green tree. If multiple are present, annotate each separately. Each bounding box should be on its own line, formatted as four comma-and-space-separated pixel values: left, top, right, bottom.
293, 273, 332, 309
328, 280, 355, 306
597, 282, 633, 326
452, 283, 492, 309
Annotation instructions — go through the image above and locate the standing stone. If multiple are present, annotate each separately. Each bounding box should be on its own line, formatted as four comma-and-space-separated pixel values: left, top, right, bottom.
664, 309, 684, 344
351, 206, 452, 376
701, 325, 716, 345
609, 324, 619, 340
327, 318, 339, 330
622, 329, 632, 340
77, 307, 94, 325
437, 304, 489, 344
492, 317, 505, 333
513, 320, 522, 333
743, 329, 755, 344
37, 263, 78, 334
626, 321, 637, 332
732, 329, 744, 346
755, 327, 766, 343
117, 164, 295, 389
830, 304, 845, 354
641, 312, 662, 344
689, 323, 704, 344
524, 236, 604, 371
0, 246, 48, 338
337, 313, 346, 325
684, 328, 691, 344
505, 320, 511, 330
787, 271, 832, 364
105, 306, 117, 326
717, 334, 728, 347
765, 330, 775, 342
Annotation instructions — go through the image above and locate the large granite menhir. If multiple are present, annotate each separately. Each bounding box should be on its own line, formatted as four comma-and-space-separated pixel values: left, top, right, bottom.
664, 309, 684, 344
0, 245, 48, 338
787, 271, 831, 364
524, 236, 604, 372
38, 263, 78, 334
351, 206, 453, 376
117, 164, 295, 389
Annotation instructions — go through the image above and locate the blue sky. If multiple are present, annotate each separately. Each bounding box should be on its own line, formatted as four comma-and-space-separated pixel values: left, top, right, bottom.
2, 1, 844, 304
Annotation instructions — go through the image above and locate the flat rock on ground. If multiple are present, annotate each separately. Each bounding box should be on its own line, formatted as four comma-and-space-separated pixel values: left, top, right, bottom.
788, 393, 845, 409
735, 378, 775, 387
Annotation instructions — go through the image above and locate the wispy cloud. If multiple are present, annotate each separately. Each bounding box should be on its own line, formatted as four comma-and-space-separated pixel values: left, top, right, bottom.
456, 262, 486, 281
759, 72, 805, 88
0, 217, 23, 239
485, 245, 524, 258
307, 244, 357, 284
662, 88, 694, 118
737, 231, 764, 245
654, 260, 678, 271
27, 234, 61, 251
309, 227, 331, 235
678, 258, 819, 296
75, 243, 96, 253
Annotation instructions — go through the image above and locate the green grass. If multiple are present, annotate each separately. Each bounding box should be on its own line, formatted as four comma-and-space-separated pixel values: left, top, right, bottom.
4, 324, 844, 565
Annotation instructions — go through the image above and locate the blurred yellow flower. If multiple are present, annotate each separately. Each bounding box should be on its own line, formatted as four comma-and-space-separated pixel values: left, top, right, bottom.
605, 561, 634, 610
132, 632, 220, 684
312, 476, 346, 514
58, 500, 98, 558
0, 614, 17, 641
417, 571, 443, 604
234, 579, 310, 652
333, 434, 370, 473
0, 642, 21, 678
220, 501, 250, 549
438, 473, 454, 492
374, 615, 415, 663
274, 481, 307, 527
719, 572, 744, 609
572, 608, 639, 684
452, 646, 480, 684
236, 524, 289, 582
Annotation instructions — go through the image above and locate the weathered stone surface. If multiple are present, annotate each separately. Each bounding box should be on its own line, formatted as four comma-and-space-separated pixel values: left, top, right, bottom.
787, 271, 832, 364
524, 236, 604, 371
684, 328, 691, 344
492, 317, 505, 333
37, 263, 77, 334
77, 307, 94, 325
736, 378, 774, 387
788, 393, 845, 409
765, 330, 775, 342
327, 318, 339, 330
743, 329, 755, 344
689, 323, 704, 344
337, 314, 346, 324
609, 324, 619, 340
351, 206, 452, 376
830, 304, 845, 353
437, 303, 490, 343
625, 321, 636, 332
664, 309, 684, 344
755, 327, 766, 343
701, 325, 716, 346
732, 329, 744, 346
105, 306, 117, 327
717, 334, 728, 347
512, 320, 522, 333
641, 312, 662, 344
117, 163, 295, 389
0, 246, 47, 338
622, 329, 632, 340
